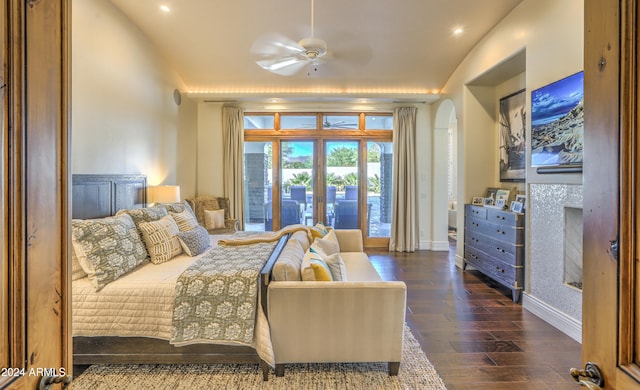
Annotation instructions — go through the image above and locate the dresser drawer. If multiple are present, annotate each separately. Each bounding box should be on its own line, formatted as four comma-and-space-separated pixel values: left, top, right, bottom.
464, 229, 523, 266
464, 245, 523, 290
467, 216, 523, 244
465, 204, 487, 219
486, 208, 524, 227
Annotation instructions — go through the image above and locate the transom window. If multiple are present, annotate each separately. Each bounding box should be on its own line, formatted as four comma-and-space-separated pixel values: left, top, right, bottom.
243, 112, 393, 247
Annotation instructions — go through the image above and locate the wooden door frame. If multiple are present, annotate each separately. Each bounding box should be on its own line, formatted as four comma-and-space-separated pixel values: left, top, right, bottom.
583, 0, 639, 388
2, 1, 71, 388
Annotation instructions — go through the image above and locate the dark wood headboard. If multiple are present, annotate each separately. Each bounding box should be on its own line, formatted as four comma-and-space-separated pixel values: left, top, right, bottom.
72, 174, 147, 219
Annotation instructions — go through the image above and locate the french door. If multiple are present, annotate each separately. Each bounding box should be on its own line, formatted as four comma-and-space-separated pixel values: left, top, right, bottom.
243, 114, 393, 248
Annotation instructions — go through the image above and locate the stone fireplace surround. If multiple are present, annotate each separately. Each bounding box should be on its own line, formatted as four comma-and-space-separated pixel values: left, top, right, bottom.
523, 183, 583, 343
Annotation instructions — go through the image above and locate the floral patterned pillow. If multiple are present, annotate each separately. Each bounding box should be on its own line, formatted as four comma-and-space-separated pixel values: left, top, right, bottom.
72, 213, 148, 291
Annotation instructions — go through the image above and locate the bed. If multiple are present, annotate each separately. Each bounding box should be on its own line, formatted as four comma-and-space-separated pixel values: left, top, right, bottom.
71, 174, 286, 380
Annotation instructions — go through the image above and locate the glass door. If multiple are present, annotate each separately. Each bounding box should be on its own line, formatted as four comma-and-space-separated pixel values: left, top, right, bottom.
281, 140, 315, 228
326, 141, 360, 229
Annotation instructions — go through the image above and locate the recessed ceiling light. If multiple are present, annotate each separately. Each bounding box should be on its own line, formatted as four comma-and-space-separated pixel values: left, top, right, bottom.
453, 27, 464, 36
160, 5, 171, 13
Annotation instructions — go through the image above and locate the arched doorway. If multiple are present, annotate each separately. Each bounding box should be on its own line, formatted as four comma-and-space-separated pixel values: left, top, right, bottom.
433, 99, 457, 248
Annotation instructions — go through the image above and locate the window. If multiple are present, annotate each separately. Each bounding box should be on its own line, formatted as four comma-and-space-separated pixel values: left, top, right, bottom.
243, 112, 393, 246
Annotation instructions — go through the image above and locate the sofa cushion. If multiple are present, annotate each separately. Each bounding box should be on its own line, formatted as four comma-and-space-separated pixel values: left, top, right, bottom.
340, 252, 383, 281
273, 239, 305, 281
301, 249, 333, 281
290, 230, 310, 251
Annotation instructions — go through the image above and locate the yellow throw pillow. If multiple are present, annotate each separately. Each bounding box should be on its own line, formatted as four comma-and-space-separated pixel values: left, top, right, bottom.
204, 209, 225, 230
310, 261, 333, 281
301, 248, 334, 281
310, 221, 329, 240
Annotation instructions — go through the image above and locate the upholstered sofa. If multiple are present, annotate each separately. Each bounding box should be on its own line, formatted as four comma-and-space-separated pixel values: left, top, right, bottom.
267, 228, 407, 376
185, 196, 239, 234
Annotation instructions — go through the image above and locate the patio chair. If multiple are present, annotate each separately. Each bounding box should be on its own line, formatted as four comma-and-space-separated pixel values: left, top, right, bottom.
264, 200, 301, 230
333, 200, 373, 234
345, 185, 358, 200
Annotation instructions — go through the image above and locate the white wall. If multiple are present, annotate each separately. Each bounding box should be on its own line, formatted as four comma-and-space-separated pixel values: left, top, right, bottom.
433, 0, 583, 265
72, 0, 198, 197
432, 0, 584, 338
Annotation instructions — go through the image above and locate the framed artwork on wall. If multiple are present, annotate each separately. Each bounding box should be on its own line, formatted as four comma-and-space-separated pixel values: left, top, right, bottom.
531, 71, 584, 171
499, 89, 526, 182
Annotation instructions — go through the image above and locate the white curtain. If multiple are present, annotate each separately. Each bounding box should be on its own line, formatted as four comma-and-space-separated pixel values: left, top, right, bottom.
222, 106, 245, 230
389, 107, 417, 252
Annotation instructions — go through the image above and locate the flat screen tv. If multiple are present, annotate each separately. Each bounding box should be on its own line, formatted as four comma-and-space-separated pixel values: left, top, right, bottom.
530, 71, 584, 168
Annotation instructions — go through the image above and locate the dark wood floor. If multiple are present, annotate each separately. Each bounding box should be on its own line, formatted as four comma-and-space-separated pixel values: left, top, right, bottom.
368, 239, 582, 390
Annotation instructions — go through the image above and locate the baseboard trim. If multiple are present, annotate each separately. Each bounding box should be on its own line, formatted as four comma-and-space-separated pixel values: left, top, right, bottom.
431, 240, 450, 251
454, 254, 465, 269
418, 240, 451, 251
522, 293, 582, 343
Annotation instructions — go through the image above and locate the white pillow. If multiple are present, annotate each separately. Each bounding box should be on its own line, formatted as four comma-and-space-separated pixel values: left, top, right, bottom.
138, 216, 183, 264
204, 209, 225, 230
324, 253, 347, 281
312, 228, 340, 255
71, 245, 87, 281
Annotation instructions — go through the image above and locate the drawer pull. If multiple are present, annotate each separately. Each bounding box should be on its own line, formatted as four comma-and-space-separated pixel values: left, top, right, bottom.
496, 229, 505, 235
496, 247, 505, 253
496, 215, 505, 220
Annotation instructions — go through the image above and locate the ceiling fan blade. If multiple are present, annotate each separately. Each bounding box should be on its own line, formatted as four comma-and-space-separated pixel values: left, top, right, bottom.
256, 57, 308, 76
251, 32, 305, 57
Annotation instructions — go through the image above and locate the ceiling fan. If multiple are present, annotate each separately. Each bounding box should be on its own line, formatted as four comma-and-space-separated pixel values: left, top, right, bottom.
251, 0, 370, 76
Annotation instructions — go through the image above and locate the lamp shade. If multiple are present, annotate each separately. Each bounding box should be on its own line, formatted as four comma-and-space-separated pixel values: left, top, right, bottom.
148, 185, 180, 204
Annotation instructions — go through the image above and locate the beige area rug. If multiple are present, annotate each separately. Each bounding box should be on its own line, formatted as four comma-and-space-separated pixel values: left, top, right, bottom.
73, 327, 447, 390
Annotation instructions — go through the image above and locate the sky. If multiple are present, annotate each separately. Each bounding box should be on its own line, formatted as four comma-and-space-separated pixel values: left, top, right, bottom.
531, 71, 584, 127
284, 141, 358, 157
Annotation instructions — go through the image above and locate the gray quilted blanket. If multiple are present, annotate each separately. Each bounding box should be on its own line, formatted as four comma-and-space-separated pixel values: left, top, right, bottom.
170, 241, 277, 346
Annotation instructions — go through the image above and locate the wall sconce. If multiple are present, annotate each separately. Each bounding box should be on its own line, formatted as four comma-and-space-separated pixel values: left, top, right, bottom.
148, 185, 181, 204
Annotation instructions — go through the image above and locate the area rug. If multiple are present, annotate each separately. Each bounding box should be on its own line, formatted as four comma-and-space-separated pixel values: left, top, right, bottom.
72, 326, 446, 389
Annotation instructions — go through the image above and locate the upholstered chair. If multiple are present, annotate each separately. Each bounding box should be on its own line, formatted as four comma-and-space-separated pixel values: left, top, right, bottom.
185, 195, 239, 234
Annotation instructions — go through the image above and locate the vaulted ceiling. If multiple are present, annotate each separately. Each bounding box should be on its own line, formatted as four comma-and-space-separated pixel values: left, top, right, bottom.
109, 0, 524, 103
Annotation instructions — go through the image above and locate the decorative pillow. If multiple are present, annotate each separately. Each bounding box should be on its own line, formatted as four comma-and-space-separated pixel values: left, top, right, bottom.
204, 209, 226, 230
273, 239, 305, 281
312, 228, 340, 255
170, 209, 199, 232
138, 216, 183, 264
155, 200, 196, 217
115, 207, 168, 236
310, 221, 329, 240
301, 248, 333, 282
176, 225, 211, 256
71, 214, 148, 291
324, 253, 348, 281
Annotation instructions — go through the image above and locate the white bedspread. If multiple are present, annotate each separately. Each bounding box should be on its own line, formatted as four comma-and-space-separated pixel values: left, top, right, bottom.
72, 235, 275, 366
